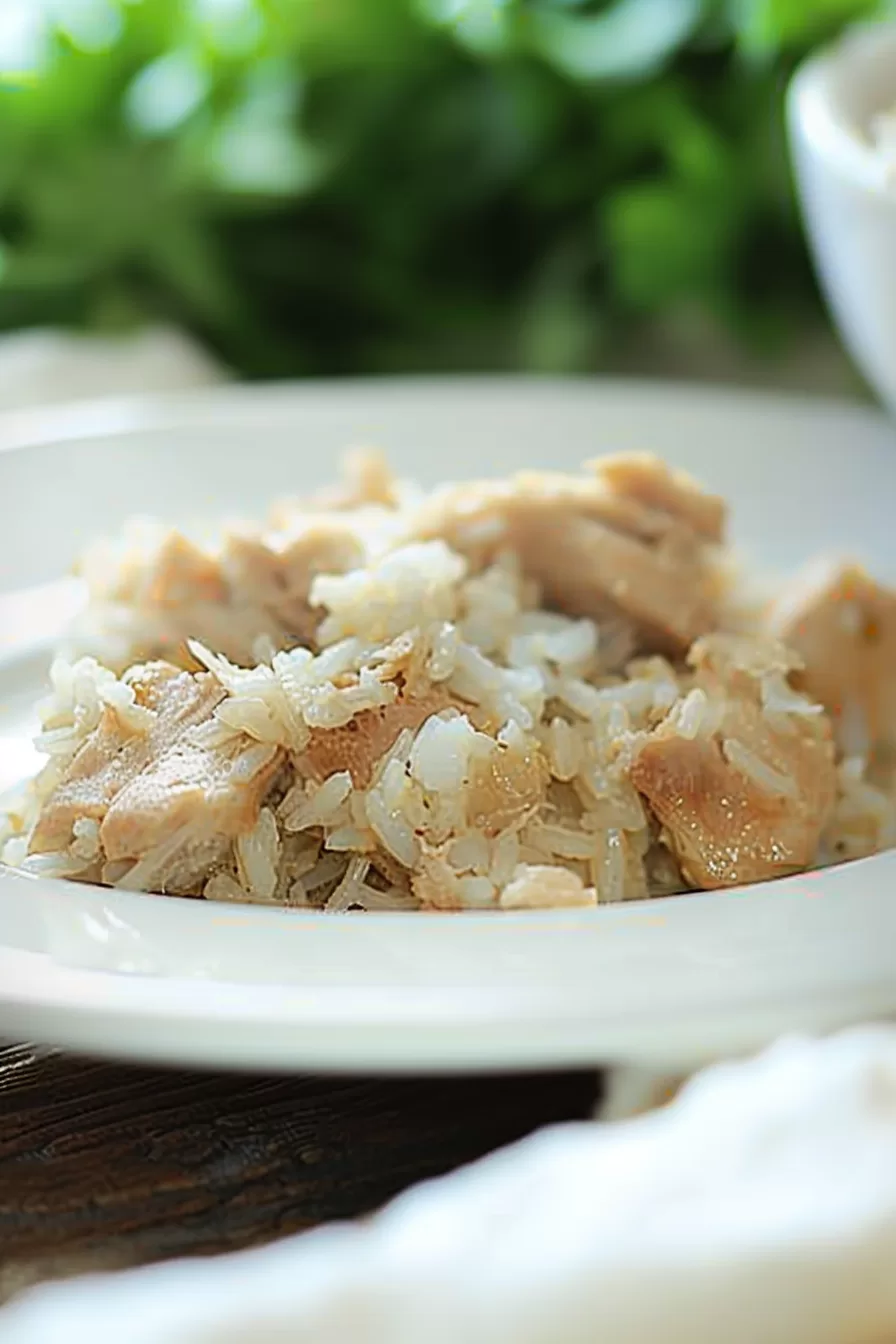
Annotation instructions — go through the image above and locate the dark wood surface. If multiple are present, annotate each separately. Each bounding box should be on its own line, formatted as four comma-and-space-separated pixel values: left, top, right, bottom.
0, 1042, 599, 1303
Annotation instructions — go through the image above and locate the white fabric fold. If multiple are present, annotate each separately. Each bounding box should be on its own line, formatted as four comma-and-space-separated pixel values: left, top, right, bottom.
2, 1027, 895, 1344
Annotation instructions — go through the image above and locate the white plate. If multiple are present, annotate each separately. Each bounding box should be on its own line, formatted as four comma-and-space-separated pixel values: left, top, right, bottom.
1, 378, 895, 1074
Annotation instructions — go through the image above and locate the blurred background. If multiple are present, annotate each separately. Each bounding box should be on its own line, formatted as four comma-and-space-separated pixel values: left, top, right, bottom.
0, 0, 888, 394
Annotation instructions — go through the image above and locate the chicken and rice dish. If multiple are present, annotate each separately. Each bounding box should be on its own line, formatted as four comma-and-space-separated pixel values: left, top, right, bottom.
2, 449, 894, 912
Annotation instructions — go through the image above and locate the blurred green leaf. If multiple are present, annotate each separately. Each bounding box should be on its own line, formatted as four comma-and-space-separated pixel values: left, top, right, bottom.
605, 179, 733, 307
206, 59, 327, 194
125, 48, 209, 135
260, 0, 429, 68
732, 0, 880, 51
0, 0, 885, 374
193, 0, 264, 56
419, 0, 514, 56
525, 0, 706, 81
517, 234, 602, 370
47, 0, 123, 53
144, 212, 241, 326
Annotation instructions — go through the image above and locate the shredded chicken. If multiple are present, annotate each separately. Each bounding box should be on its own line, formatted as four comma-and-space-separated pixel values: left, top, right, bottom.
30, 663, 284, 894
767, 557, 896, 759
409, 454, 726, 653
143, 533, 227, 609
596, 452, 725, 543
467, 736, 548, 838
29, 664, 217, 854
626, 635, 837, 889
271, 447, 400, 520
298, 686, 456, 790
75, 517, 366, 671
221, 519, 365, 648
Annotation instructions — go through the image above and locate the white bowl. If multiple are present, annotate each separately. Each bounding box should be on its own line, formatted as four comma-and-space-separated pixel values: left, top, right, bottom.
789, 24, 896, 412
1, 379, 895, 1075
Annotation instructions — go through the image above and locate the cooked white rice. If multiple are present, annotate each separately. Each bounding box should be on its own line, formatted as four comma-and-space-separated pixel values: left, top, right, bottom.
2, 449, 895, 912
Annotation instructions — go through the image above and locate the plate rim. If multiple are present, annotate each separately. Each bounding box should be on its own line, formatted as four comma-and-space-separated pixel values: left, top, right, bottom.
0, 372, 881, 464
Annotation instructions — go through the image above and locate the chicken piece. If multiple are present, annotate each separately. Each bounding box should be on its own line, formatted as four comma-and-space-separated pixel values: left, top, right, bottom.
626, 634, 837, 889
75, 509, 367, 672
29, 664, 219, 854
344, 447, 398, 509
466, 734, 549, 837
29, 663, 284, 894
270, 448, 400, 522
77, 527, 221, 606
594, 452, 725, 543
101, 732, 282, 870
222, 519, 364, 648
143, 533, 228, 608
313, 447, 399, 512
298, 686, 456, 789
767, 558, 896, 759
409, 455, 726, 653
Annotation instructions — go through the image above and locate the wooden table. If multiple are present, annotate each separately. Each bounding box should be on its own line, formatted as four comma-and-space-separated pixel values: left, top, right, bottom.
0, 1043, 599, 1304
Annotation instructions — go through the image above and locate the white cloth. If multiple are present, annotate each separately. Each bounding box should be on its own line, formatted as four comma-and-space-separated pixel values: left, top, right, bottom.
0, 326, 227, 410
1, 1027, 895, 1344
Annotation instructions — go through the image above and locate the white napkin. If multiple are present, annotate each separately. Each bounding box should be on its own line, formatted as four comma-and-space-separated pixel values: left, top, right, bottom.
0, 326, 227, 410
2, 1026, 895, 1344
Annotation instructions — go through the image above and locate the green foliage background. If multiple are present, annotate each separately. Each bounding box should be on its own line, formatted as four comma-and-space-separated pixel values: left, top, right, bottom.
0, 0, 885, 377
